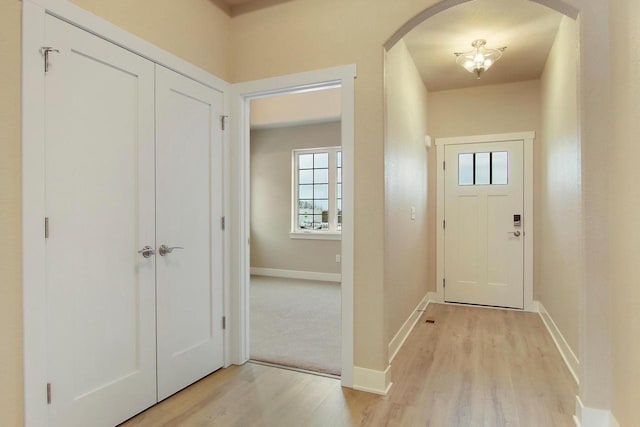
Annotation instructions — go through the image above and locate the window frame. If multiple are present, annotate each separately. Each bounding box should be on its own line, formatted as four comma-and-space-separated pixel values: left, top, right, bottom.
291, 146, 342, 240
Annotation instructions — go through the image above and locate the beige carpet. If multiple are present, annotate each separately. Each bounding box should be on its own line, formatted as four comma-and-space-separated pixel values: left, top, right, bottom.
250, 275, 341, 376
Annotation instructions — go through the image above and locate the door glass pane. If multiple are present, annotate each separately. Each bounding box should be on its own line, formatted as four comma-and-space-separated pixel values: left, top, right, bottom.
337, 151, 342, 167
459, 153, 474, 186
475, 152, 490, 185
491, 151, 508, 185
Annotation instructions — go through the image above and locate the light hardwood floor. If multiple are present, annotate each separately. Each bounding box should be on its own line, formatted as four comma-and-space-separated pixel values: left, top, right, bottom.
121, 303, 577, 427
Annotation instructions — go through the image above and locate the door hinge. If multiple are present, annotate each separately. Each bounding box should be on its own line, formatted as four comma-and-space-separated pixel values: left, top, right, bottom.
443, 220, 445, 229
443, 278, 446, 288
46, 383, 52, 404
443, 161, 446, 170
220, 115, 228, 131
41, 47, 60, 73
222, 316, 226, 330
221, 216, 225, 230
45, 217, 50, 238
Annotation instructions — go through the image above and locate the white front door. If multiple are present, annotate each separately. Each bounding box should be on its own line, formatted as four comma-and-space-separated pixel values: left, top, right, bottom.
155, 65, 225, 401
443, 140, 524, 309
44, 15, 157, 426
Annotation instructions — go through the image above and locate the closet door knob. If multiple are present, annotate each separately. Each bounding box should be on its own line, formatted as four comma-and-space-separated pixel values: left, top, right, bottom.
158, 244, 184, 256
137, 246, 155, 258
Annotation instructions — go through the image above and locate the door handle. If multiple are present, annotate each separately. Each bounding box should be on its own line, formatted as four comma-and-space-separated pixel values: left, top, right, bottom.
508, 230, 521, 237
137, 246, 155, 258
158, 244, 184, 256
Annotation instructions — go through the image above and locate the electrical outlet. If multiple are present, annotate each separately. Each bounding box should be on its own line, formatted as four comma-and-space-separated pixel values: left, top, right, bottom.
411, 206, 416, 220
335, 254, 341, 263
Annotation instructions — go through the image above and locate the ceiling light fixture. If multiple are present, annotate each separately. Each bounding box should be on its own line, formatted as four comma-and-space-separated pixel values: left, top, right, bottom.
454, 39, 507, 79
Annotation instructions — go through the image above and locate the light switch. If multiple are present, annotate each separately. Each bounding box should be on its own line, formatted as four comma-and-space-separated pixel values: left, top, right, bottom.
411, 207, 416, 220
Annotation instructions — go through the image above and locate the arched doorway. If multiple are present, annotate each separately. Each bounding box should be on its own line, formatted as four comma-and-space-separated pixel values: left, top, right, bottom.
381, 0, 612, 424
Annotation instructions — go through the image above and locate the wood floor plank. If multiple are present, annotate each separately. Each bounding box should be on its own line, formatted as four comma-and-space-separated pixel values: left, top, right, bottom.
121, 303, 577, 427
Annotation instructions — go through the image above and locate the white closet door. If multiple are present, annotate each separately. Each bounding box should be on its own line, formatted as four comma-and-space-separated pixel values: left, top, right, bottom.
44, 15, 157, 427
155, 65, 225, 401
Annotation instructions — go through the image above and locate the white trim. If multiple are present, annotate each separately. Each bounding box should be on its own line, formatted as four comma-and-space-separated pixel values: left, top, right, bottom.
388, 293, 430, 363
250, 267, 341, 283
21, 2, 231, 425
434, 131, 536, 146
22, 2, 48, 426
435, 132, 535, 311
574, 396, 620, 427
435, 300, 539, 313
352, 365, 392, 396
230, 64, 356, 388
289, 232, 341, 240
537, 301, 580, 384
436, 141, 446, 305
25, 0, 229, 92
250, 116, 340, 130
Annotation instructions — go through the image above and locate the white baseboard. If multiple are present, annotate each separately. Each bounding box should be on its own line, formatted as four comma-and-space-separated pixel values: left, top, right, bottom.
250, 267, 341, 283
537, 300, 580, 384
388, 293, 430, 363
574, 396, 620, 427
353, 365, 392, 395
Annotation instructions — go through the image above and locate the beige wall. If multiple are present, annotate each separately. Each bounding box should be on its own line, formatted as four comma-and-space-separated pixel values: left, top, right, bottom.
384, 40, 430, 345
428, 80, 541, 139
428, 80, 541, 294
609, 0, 640, 424
250, 122, 341, 274
251, 88, 341, 128
231, 0, 463, 370
70, 0, 231, 81
0, 1, 23, 426
537, 16, 580, 359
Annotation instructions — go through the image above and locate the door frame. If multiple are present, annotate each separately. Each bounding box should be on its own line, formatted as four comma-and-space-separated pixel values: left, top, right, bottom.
435, 131, 535, 312
22, 1, 230, 425
230, 65, 356, 387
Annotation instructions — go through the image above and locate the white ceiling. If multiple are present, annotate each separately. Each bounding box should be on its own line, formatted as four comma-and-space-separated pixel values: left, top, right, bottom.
222, 0, 257, 6
216, 0, 296, 16
403, 0, 563, 92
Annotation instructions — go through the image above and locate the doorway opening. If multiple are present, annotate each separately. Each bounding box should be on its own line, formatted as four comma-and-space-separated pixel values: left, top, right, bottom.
248, 87, 343, 377
230, 65, 356, 387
